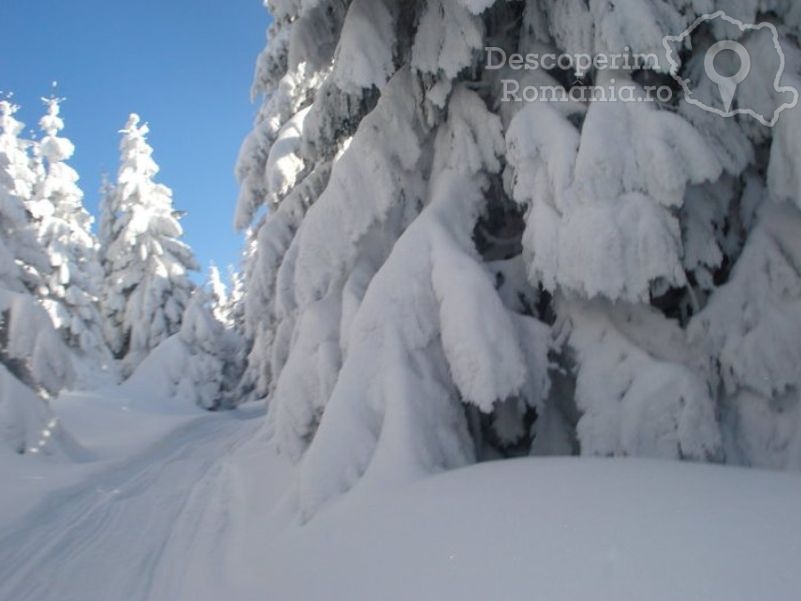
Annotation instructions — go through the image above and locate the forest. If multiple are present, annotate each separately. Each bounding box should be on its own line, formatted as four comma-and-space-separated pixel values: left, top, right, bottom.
1, 1, 801, 600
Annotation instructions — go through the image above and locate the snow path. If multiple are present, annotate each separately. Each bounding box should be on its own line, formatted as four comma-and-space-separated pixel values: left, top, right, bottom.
3, 403, 801, 601
0, 412, 262, 601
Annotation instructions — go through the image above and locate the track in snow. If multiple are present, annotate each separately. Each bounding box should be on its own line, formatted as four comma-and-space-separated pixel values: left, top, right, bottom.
0, 412, 261, 601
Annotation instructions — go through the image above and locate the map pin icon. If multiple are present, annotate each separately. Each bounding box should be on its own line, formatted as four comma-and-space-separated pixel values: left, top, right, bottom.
704, 40, 751, 113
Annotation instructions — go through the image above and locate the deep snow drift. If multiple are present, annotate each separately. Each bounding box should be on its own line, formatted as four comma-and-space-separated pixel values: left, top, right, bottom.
1, 395, 799, 601
251, 459, 801, 601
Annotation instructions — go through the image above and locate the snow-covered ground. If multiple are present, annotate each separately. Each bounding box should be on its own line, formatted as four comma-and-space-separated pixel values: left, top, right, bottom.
1, 394, 800, 601
257, 459, 801, 601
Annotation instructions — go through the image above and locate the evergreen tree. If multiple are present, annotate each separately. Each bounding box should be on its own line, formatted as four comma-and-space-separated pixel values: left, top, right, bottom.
28, 96, 108, 364
0, 99, 75, 457
174, 267, 244, 410
131, 265, 244, 411
0, 100, 49, 296
236, 1, 801, 516
173, 286, 229, 410
102, 114, 198, 375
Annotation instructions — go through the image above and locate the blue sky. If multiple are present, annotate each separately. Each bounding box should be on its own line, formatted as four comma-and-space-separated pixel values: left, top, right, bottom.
1, 0, 270, 278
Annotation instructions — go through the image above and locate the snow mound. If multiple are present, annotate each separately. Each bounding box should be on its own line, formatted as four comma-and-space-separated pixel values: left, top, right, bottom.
0, 365, 80, 460
255, 458, 801, 601
121, 336, 211, 412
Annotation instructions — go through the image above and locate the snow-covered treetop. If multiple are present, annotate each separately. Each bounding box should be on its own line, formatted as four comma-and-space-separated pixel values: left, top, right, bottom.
30, 96, 86, 222
38, 95, 75, 165
118, 114, 159, 182
113, 114, 188, 251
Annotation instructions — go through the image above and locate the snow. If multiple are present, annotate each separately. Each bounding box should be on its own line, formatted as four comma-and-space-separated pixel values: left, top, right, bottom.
0, 100, 50, 296
332, 0, 396, 94
507, 72, 724, 303
546, 0, 711, 68
4, 3, 801, 600
270, 85, 556, 517
259, 459, 801, 601
30, 97, 109, 365
412, 0, 484, 106
0, 385, 205, 531
563, 298, 721, 461
690, 201, 801, 469
102, 114, 198, 374
0, 363, 74, 460
230, 0, 801, 523
2, 397, 801, 601
120, 280, 243, 411
263, 106, 309, 205
0, 411, 264, 601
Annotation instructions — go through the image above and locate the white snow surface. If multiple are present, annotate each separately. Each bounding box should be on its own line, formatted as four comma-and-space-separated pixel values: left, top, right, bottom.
1, 391, 800, 601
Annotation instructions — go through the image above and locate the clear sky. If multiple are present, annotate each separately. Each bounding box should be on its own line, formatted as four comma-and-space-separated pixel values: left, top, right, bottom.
0, 0, 270, 278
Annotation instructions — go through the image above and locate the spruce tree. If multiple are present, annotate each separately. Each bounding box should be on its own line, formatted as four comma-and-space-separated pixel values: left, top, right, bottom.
0, 99, 75, 456
0, 100, 49, 296
236, 1, 801, 516
174, 267, 244, 410
29, 96, 108, 364
102, 114, 198, 375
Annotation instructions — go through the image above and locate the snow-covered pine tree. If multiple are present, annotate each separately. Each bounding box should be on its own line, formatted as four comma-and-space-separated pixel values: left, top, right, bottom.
236, 1, 801, 515
176, 287, 227, 410
175, 267, 244, 410
128, 264, 244, 410
0, 99, 76, 457
102, 114, 198, 376
0, 100, 50, 297
28, 96, 109, 366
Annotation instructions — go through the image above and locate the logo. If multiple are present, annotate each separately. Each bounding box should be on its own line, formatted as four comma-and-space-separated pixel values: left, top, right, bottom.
663, 11, 799, 127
